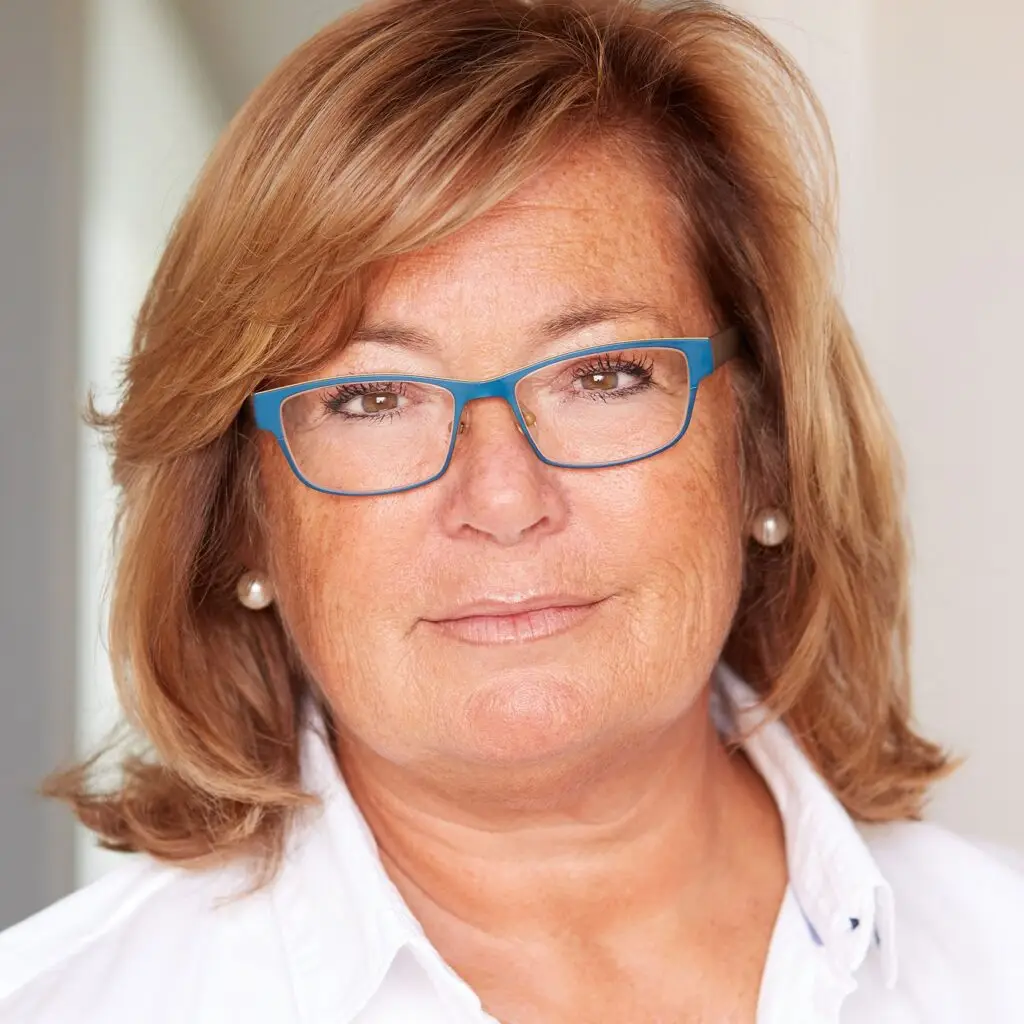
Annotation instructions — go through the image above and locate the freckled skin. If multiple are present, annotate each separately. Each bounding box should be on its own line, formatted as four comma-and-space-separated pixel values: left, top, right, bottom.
260, 143, 745, 776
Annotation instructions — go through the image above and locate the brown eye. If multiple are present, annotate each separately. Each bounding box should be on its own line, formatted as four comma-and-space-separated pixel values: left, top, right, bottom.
361, 392, 399, 413
581, 371, 619, 391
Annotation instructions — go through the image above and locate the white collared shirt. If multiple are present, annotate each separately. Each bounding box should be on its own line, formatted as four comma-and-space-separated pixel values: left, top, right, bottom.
2, 665, 1023, 1022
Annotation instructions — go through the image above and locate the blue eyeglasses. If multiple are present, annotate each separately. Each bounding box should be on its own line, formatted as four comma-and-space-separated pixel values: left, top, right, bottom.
251, 326, 741, 497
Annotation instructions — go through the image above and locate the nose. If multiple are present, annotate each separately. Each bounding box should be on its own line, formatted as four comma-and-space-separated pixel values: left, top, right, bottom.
438, 398, 567, 546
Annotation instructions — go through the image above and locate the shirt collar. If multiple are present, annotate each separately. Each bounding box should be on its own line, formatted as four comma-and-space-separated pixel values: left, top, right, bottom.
714, 662, 898, 988
273, 666, 898, 1021
272, 712, 485, 1022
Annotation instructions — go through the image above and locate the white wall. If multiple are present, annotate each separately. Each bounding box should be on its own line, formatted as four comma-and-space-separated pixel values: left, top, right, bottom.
78, 0, 222, 885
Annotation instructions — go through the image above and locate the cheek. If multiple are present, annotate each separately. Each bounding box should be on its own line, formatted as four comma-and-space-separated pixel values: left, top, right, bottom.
258, 444, 368, 664
671, 398, 743, 594
585, 386, 744, 645
591, 407, 742, 564
260, 475, 330, 655
259, 444, 437, 683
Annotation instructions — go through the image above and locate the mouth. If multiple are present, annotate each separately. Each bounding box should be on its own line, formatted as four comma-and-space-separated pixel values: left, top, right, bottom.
423, 595, 606, 645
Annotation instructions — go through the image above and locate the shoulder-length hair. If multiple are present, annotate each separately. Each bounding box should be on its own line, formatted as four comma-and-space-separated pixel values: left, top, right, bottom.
51, 0, 950, 870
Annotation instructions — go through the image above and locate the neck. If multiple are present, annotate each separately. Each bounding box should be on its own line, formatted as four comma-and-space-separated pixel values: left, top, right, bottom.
336, 688, 784, 942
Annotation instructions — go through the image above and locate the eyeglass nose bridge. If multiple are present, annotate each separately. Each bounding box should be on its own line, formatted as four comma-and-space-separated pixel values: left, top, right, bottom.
452, 402, 538, 442
448, 376, 537, 442
457, 407, 536, 437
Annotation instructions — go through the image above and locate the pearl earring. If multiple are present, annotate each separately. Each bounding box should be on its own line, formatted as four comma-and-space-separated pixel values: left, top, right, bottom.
752, 508, 791, 547
236, 571, 274, 610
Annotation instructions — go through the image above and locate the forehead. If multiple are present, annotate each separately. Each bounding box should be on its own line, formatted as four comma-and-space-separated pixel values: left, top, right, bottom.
363, 141, 705, 333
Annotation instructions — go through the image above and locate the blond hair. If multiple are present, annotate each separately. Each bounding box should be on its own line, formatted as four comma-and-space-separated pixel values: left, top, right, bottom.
50, 0, 950, 870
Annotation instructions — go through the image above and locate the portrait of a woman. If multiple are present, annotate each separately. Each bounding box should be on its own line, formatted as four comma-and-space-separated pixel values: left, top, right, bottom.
1, 0, 1021, 1021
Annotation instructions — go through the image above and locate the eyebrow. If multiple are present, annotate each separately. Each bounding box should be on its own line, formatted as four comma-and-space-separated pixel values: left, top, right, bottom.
346, 300, 676, 353
538, 300, 674, 339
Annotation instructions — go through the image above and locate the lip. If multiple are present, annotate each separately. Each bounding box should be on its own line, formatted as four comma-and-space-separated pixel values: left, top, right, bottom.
430, 594, 601, 621
423, 595, 605, 644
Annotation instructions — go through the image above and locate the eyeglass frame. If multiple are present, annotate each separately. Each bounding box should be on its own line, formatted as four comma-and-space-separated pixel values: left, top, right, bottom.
250, 325, 743, 497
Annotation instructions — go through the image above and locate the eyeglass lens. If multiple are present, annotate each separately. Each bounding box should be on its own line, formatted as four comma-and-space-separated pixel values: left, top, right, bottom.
279, 346, 692, 494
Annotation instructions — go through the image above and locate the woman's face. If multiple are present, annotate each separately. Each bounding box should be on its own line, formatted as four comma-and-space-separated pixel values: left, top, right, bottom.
260, 141, 745, 771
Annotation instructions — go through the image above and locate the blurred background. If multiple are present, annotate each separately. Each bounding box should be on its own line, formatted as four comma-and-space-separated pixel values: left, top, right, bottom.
1, 0, 1022, 930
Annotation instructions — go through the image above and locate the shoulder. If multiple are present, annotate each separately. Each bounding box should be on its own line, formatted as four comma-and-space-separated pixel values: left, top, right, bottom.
857, 819, 1024, 1012
0, 855, 282, 1023
861, 818, 1024, 910
0, 856, 177, 997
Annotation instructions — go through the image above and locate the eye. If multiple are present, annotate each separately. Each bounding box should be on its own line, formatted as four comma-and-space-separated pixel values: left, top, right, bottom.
571, 355, 654, 395
322, 382, 407, 418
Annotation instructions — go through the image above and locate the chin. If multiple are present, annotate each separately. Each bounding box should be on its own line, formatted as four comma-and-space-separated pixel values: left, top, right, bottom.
456, 672, 602, 764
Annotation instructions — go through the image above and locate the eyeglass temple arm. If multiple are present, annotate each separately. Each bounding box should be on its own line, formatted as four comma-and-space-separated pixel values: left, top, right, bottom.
710, 325, 744, 369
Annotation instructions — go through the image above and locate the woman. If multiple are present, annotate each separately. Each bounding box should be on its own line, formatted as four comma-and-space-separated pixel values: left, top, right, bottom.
1, 0, 1021, 1020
